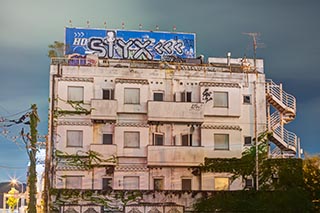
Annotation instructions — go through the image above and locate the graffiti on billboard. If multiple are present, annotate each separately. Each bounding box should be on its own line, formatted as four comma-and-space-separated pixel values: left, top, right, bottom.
65, 27, 196, 60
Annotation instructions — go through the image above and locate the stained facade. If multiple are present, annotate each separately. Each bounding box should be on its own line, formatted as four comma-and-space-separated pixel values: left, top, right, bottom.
48, 53, 298, 212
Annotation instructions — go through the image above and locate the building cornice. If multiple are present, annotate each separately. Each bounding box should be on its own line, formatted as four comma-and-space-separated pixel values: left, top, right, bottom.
57, 121, 93, 126
115, 165, 149, 172
58, 77, 94, 82
115, 78, 149, 85
115, 122, 149, 128
199, 82, 240, 88
201, 124, 242, 131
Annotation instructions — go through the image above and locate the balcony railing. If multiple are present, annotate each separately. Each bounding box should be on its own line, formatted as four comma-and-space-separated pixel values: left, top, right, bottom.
266, 79, 296, 115
147, 101, 204, 123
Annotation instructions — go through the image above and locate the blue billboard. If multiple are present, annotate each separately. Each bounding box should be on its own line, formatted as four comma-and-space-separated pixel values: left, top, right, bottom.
65, 27, 196, 60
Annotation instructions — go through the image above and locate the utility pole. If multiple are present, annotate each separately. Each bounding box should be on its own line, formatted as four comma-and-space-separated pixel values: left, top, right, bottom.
28, 104, 39, 213
243, 32, 263, 190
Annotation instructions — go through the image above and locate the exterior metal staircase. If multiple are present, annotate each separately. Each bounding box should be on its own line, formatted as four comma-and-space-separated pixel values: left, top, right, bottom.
266, 80, 297, 155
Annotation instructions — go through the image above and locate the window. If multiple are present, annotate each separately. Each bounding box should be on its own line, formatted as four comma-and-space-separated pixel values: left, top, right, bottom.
181, 179, 192, 190
214, 134, 229, 150
124, 88, 140, 104
103, 134, 113, 145
154, 178, 164, 190
245, 178, 253, 188
214, 92, 228, 107
102, 178, 112, 190
243, 95, 251, 104
214, 177, 229, 190
103, 89, 114, 100
124, 131, 140, 148
65, 176, 82, 189
68, 86, 84, 102
123, 176, 139, 189
182, 134, 193, 146
153, 133, 164, 145
67, 130, 83, 147
153, 92, 164, 101
181, 91, 192, 102
244, 136, 252, 146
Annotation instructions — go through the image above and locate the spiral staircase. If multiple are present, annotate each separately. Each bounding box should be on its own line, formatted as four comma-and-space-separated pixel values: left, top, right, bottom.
266, 79, 297, 157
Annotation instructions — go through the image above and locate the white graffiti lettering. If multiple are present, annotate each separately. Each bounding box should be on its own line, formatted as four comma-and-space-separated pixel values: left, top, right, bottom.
84, 31, 186, 60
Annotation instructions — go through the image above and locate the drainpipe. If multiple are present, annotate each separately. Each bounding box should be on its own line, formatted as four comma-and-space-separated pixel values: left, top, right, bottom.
45, 63, 62, 212
254, 81, 259, 191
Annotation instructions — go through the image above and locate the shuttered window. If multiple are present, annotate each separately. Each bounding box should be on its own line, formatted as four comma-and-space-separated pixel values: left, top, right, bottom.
214, 134, 229, 150
67, 130, 83, 147
68, 86, 84, 102
214, 92, 228, 107
124, 131, 140, 148
65, 176, 82, 189
124, 88, 140, 104
123, 176, 139, 189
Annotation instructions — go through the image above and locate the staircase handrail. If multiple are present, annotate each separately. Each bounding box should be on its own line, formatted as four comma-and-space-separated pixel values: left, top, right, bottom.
270, 111, 280, 128
266, 79, 296, 112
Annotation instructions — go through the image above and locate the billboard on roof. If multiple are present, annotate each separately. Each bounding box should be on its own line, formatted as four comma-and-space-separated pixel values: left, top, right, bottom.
65, 27, 196, 60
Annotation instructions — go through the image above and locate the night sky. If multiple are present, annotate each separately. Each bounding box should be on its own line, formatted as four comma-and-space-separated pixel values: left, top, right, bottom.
0, 0, 319, 182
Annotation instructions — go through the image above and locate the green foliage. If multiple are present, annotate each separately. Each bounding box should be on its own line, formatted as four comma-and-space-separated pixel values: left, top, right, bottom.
54, 98, 93, 118
201, 131, 272, 187
303, 154, 320, 210
56, 150, 116, 170
193, 189, 313, 213
195, 131, 318, 212
48, 41, 65, 58
259, 158, 304, 190
50, 189, 142, 211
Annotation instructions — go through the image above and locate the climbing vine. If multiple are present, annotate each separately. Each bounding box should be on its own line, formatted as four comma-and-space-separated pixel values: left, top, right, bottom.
54, 97, 93, 118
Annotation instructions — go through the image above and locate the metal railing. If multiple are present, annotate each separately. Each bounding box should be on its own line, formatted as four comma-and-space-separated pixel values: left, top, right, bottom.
269, 111, 297, 151
272, 124, 297, 149
266, 79, 296, 113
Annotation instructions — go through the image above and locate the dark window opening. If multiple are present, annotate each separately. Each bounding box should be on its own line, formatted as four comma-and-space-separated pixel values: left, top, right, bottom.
153, 92, 164, 101
103, 134, 113, 145
103, 89, 114, 100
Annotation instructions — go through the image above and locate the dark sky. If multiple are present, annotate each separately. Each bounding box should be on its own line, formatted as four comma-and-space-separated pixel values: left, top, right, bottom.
0, 0, 319, 182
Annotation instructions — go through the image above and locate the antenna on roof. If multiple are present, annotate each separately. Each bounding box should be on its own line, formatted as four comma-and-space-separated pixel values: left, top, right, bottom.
86, 20, 90, 28
242, 32, 264, 71
69, 20, 73, 27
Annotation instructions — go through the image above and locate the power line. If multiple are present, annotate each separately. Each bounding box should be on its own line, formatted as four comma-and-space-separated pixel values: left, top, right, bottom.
0, 107, 30, 119
0, 165, 26, 170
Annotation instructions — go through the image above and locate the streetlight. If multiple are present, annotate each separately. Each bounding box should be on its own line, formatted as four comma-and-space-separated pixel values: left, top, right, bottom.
10, 178, 25, 211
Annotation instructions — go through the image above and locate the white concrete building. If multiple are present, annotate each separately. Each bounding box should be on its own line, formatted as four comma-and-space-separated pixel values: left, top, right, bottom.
47, 28, 298, 212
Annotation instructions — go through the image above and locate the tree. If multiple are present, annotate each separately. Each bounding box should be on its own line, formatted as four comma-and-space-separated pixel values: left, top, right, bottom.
303, 154, 320, 209
7, 187, 20, 213
48, 41, 65, 58
201, 131, 272, 189
195, 131, 314, 212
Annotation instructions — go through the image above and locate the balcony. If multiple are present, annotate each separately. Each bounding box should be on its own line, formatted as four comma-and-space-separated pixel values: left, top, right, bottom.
147, 145, 205, 166
90, 144, 117, 165
91, 99, 117, 121
147, 101, 204, 123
